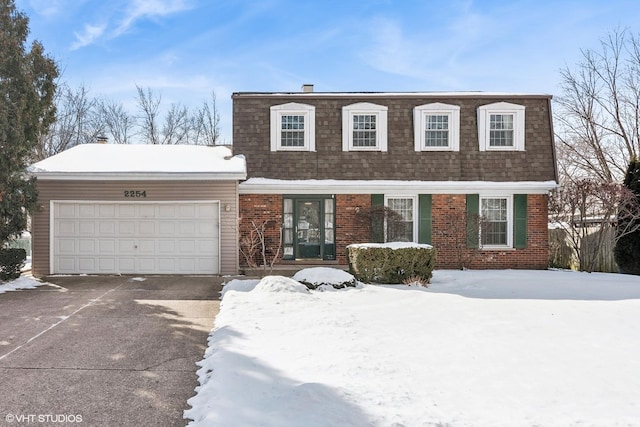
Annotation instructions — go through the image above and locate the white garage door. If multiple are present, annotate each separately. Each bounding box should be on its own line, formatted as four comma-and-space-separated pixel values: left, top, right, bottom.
52, 201, 219, 274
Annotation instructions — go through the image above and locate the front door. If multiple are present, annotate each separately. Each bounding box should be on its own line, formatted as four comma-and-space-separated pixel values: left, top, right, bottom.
296, 200, 321, 259
282, 196, 335, 260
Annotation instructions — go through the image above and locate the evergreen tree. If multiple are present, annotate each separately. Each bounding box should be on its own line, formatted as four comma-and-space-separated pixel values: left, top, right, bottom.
614, 157, 640, 274
0, 0, 58, 247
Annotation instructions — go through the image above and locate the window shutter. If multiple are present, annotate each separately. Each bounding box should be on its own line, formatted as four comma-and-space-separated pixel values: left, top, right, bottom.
418, 194, 432, 244
371, 194, 384, 243
466, 194, 479, 248
514, 194, 527, 248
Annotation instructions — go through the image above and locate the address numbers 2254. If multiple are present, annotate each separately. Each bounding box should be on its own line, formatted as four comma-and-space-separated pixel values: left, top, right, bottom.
124, 190, 147, 198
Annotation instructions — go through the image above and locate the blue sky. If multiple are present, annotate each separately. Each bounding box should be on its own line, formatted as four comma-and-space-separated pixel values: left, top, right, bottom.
15, 0, 640, 143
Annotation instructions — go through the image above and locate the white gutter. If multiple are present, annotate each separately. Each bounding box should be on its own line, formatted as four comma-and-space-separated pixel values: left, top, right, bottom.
239, 178, 559, 195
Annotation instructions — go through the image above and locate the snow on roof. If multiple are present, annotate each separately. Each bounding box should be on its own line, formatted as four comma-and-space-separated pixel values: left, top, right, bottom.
28, 144, 247, 180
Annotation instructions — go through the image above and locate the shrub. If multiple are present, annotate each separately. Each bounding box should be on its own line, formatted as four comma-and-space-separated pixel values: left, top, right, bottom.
346, 243, 436, 284
0, 248, 26, 281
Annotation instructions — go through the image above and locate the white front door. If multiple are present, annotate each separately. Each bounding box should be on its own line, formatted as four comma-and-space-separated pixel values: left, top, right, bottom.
51, 201, 219, 274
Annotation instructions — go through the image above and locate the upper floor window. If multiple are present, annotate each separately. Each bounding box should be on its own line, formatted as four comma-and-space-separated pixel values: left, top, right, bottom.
477, 102, 525, 151
414, 103, 460, 151
342, 102, 388, 152
270, 102, 315, 152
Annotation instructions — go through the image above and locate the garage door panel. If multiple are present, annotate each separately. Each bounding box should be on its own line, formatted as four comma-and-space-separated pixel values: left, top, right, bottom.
57, 204, 76, 217
99, 221, 116, 235
118, 258, 135, 272
99, 205, 116, 217
57, 239, 76, 254
117, 240, 136, 254
78, 221, 95, 235
57, 220, 76, 236
78, 239, 96, 253
158, 240, 175, 253
138, 221, 155, 235
119, 205, 136, 217
52, 201, 219, 274
78, 204, 95, 217
78, 258, 95, 272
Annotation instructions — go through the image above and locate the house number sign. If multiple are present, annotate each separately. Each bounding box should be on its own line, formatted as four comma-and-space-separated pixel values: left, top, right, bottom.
123, 190, 147, 198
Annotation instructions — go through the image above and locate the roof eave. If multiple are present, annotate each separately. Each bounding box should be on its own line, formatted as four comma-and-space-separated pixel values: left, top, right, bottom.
31, 171, 248, 181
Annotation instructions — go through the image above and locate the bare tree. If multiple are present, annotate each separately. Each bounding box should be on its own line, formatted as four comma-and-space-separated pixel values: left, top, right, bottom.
99, 99, 136, 144
555, 28, 640, 183
549, 178, 640, 272
162, 102, 190, 144
136, 85, 162, 144
191, 91, 221, 145
36, 82, 104, 160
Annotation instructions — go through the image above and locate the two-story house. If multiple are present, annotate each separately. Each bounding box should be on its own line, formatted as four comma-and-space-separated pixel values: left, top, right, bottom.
234, 86, 558, 270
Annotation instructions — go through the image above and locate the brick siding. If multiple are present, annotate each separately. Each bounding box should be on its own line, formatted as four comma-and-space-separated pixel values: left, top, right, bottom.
239, 193, 549, 269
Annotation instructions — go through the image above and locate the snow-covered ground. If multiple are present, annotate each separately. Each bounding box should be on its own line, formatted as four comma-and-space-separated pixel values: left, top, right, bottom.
0, 276, 43, 294
185, 269, 640, 427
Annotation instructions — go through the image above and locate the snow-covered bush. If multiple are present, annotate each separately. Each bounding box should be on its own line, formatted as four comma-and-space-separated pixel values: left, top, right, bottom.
346, 242, 436, 284
292, 267, 358, 290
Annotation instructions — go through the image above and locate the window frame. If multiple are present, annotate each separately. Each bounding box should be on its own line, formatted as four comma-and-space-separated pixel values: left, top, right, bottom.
479, 194, 513, 249
342, 102, 388, 152
477, 102, 525, 151
270, 102, 316, 152
414, 102, 460, 152
384, 195, 418, 242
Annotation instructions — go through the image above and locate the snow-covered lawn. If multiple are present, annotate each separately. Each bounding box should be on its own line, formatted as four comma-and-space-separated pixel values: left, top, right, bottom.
185, 269, 640, 427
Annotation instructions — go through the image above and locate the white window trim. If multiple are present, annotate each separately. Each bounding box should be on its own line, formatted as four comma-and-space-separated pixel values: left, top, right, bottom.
414, 102, 460, 152
479, 194, 513, 249
477, 102, 525, 151
384, 195, 418, 242
270, 102, 315, 152
342, 102, 388, 152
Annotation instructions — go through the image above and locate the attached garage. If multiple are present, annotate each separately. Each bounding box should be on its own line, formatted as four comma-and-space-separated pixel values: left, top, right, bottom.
28, 144, 246, 276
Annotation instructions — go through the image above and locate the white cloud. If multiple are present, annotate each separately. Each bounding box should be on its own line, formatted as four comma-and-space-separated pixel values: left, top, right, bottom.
70, 22, 107, 50
114, 0, 191, 37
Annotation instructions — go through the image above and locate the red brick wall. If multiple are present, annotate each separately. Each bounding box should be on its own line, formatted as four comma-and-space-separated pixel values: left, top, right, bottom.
335, 194, 371, 264
432, 194, 549, 269
239, 194, 283, 267
239, 193, 549, 269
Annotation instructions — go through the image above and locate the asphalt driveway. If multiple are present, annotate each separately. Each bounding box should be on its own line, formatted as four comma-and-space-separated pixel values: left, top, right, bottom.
0, 275, 223, 426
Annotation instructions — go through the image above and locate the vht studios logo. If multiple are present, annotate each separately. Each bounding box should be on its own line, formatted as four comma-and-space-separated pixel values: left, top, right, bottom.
5, 413, 83, 423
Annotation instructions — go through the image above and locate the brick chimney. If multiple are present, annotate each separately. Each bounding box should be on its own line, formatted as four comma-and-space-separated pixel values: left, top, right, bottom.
301, 84, 314, 93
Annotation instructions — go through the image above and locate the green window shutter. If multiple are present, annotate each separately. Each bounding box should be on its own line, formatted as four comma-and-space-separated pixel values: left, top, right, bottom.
371, 194, 384, 243
418, 194, 432, 244
514, 194, 527, 249
466, 194, 479, 249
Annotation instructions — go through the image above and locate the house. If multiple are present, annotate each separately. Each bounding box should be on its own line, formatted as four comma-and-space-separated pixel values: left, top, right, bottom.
28, 144, 246, 276
234, 87, 558, 269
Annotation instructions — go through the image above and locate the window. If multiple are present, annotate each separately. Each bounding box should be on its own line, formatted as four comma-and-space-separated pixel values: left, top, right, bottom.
480, 195, 512, 248
477, 102, 525, 151
270, 102, 315, 151
385, 196, 417, 242
343, 102, 388, 151
414, 103, 460, 151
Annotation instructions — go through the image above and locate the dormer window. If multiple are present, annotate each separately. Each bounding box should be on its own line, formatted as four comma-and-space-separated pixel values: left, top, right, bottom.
478, 102, 525, 151
342, 102, 388, 152
270, 102, 315, 152
414, 103, 460, 151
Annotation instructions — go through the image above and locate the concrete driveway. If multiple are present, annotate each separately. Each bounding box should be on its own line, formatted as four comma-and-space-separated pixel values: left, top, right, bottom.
0, 275, 223, 426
